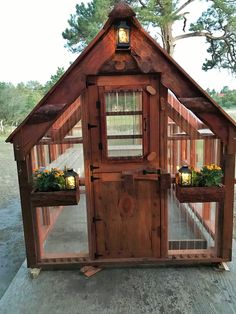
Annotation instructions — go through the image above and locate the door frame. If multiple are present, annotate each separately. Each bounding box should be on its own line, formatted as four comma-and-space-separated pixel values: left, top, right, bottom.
82, 74, 168, 260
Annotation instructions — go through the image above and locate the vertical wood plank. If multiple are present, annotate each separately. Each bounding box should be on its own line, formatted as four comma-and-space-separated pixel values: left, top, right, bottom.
159, 83, 168, 257
149, 76, 160, 168
190, 139, 196, 168
81, 89, 96, 259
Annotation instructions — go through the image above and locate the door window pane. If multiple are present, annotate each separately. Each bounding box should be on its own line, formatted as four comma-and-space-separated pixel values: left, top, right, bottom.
107, 138, 142, 157
105, 91, 144, 159
106, 91, 142, 112
106, 115, 142, 136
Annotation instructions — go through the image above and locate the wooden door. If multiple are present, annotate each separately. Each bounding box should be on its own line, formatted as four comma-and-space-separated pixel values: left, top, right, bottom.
84, 75, 165, 259
93, 175, 161, 258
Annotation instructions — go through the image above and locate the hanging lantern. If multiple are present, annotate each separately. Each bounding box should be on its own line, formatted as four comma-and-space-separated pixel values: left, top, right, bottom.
178, 165, 192, 186
116, 21, 130, 49
64, 168, 78, 190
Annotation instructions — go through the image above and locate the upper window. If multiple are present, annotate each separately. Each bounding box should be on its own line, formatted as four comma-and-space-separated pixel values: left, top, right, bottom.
104, 90, 144, 159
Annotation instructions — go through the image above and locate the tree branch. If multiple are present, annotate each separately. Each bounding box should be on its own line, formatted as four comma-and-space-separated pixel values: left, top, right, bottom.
156, 0, 164, 12
183, 16, 187, 32
138, 0, 146, 8
174, 31, 227, 41
175, 0, 196, 15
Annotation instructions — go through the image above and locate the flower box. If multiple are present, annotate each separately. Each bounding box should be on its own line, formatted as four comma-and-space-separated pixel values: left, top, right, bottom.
30, 188, 80, 207
175, 184, 225, 203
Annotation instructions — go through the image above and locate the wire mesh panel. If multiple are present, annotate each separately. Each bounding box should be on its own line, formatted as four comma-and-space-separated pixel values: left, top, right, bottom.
168, 187, 218, 255
167, 92, 222, 258
29, 97, 89, 260
35, 198, 88, 259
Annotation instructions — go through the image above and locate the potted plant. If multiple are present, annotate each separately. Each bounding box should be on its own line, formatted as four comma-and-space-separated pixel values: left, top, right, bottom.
31, 168, 80, 207
33, 168, 66, 192
176, 164, 225, 203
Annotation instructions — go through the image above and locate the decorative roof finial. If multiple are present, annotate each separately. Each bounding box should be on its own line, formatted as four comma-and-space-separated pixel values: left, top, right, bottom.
108, 1, 136, 20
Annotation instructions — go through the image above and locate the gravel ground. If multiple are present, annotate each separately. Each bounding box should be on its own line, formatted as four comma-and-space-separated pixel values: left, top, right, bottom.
0, 138, 25, 298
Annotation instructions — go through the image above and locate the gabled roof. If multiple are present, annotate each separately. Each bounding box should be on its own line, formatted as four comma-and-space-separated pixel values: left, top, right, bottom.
7, 1, 236, 158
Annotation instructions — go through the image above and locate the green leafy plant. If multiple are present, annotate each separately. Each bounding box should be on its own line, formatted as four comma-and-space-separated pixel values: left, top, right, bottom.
33, 168, 66, 192
192, 164, 223, 187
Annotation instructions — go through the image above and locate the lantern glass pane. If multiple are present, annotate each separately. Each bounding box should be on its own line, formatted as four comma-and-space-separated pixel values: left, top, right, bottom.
118, 28, 129, 43
181, 173, 192, 186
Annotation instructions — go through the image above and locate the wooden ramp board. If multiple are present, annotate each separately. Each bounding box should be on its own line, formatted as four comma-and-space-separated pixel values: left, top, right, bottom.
80, 266, 102, 278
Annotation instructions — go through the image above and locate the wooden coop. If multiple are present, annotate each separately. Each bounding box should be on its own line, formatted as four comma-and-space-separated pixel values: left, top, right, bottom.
7, 2, 236, 269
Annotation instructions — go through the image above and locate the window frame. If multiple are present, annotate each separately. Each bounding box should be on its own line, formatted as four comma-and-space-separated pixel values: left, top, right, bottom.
100, 86, 149, 162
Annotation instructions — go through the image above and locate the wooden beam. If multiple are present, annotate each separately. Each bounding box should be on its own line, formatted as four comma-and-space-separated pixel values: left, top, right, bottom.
49, 97, 81, 141
51, 107, 82, 141
39, 137, 83, 145
163, 98, 201, 138
197, 112, 229, 145
179, 98, 217, 113
27, 104, 66, 124
168, 135, 216, 140
37, 256, 223, 269
170, 98, 231, 145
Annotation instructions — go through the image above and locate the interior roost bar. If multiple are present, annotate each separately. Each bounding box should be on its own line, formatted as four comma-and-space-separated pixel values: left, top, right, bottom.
6, 2, 236, 269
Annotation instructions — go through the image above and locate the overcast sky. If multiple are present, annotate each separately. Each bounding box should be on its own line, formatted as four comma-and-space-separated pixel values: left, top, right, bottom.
0, 0, 235, 91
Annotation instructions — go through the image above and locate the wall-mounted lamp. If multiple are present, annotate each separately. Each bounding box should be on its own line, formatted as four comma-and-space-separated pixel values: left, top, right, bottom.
116, 21, 130, 49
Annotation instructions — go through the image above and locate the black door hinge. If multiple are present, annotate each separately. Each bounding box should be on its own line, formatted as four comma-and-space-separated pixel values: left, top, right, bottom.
93, 217, 102, 223
96, 100, 101, 109
98, 142, 103, 150
90, 165, 100, 171
91, 175, 100, 182
88, 123, 98, 130
94, 252, 103, 258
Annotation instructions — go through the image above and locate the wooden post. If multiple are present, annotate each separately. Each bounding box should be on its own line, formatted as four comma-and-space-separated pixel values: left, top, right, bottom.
203, 139, 213, 220
49, 144, 57, 162
172, 124, 178, 173
81, 88, 97, 260
160, 84, 168, 257
221, 151, 235, 260
16, 152, 38, 267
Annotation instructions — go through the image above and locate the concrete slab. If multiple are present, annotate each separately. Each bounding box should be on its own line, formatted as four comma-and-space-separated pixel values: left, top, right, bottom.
1, 242, 236, 314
